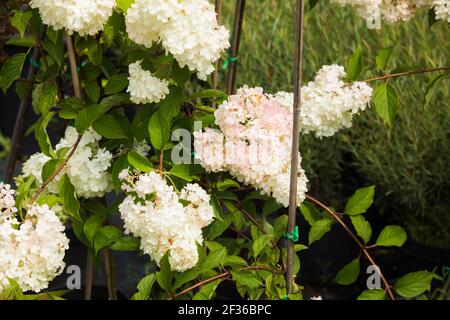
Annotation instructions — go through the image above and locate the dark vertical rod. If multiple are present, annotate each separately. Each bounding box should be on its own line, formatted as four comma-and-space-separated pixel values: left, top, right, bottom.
212, 0, 222, 94
226, 0, 246, 95
286, 0, 305, 295
3, 47, 40, 183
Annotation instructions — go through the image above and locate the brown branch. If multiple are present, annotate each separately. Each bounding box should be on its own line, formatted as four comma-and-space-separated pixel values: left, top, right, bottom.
30, 135, 82, 204
171, 265, 282, 299
159, 152, 164, 178
305, 194, 396, 300
286, 0, 305, 295
364, 66, 450, 83
84, 254, 93, 300
226, 0, 246, 95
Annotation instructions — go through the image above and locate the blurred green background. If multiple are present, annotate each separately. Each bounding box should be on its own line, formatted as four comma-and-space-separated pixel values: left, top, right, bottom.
218, 1, 449, 246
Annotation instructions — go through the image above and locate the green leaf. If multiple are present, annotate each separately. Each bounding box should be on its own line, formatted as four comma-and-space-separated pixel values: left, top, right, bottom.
172, 62, 190, 86
424, 73, 449, 108
231, 270, 261, 289
373, 83, 398, 126
94, 226, 122, 254
193, 279, 222, 300
201, 247, 227, 270
350, 215, 372, 243
347, 47, 363, 81
11, 10, 32, 37
41, 159, 61, 182
159, 85, 183, 120
0, 53, 27, 93
262, 198, 282, 216
376, 225, 407, 247
75, 104, 108, 133
428, 8, 437, 27
117, 0, 135, 12
156, 253, 173, 290
224, 255, 248, 267
6, 36, 35, 47
216, 179, 240, 191
83, 80, 100, 104
43, 37, 64, 67
111, 236, 141, 251
173, 268, 201, 290
131, 274, 156, 300
92, 114, 128, 139
58, 174, 81, 222
335, 258, 360, 285
83, 215, 105, 246
375, 47, 394, 71
104, 74, 128, 95
32, 83, 58, 115
345, 186, 375, 215
190, 89, 227, 100
253, 234, 273, 258
148, 111, 170, 150
112, 154, 129, 193
357, 289, 386, 300
300, 202, 321, 225
395, 271, 434, 298
273, 215, 288, 242
309, 218, 334, 245
169, 164, 193, 182
127, 151, 152, 172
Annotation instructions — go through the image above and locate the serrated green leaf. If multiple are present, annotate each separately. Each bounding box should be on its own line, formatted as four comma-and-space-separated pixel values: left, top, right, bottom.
395, 271, 434, 298
190, 89, 227, 100
156, 253, 173, 290
345, 186, 375, 215
11, 10, 32, 38
300, 202, 322, 225
32, 83, 58, 115
230, 270, 261, 289
148, 111, 170, 150
347, 47, 363, 81
127, 151, 152, 172
92, 114, 128, 139
94, 226, 122, 254
0, 53, 27, 93
83, 215, 105, 247
117, 0, 135, 12
374, 83, 398, 126
201, 247, 227, 270
58, 174, 81, 222
375, 47, 394, 71
193, 279, 222, 300
376, 225, 407, 247
131, 273, 156, 300
169, 164, 193, 182
253, 234, 273, 258
350, 215, 372, 243
309, 218, 334, 245
104, 74, 128, 95
335, 258, 360, 285
357, 289, 386, 300
110, 236, 140, 251
216, 179, 240, 191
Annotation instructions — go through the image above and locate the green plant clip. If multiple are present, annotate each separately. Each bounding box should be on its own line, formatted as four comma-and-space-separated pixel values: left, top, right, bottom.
283, 226, 299, 242
29, 57, 41, 69
222, 49, 238, 70
76, 60, 89, 73
282, 294, 289, 300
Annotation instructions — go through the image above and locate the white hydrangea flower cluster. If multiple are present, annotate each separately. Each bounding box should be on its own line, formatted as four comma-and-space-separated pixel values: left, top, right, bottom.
22, 126, 113, 199
125, 0, 230, 80
0, 183, 18, 218
30, 0, 115, 36
275, 65, 373, 138
194, 86, 309, 207
431, 0, 450, 21
118, 170, 214, 272
127, 60, 170, 104
331, 0, 449, 27
0, 187, 69, 293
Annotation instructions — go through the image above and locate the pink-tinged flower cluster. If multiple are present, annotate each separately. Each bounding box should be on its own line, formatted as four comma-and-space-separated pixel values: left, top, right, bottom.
194, 86, 308, 207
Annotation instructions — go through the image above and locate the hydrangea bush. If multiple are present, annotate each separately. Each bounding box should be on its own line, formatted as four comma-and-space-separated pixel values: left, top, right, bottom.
0, 0, 447, 300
